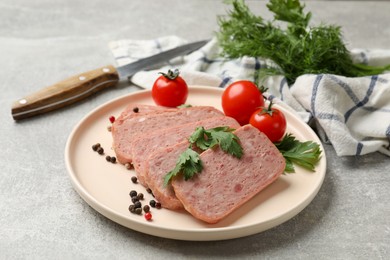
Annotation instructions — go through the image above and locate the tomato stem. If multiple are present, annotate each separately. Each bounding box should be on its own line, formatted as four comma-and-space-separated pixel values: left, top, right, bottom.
258, 85, 268, 93
159, 69, 180, 80
257, 85, 268, 102
260, 99, 274, 116
267, 99, 274, 111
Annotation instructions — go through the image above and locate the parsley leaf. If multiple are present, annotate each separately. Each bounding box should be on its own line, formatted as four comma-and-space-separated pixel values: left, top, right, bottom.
188, 127, 210, 150
275, 133, 322, 173
164, 126, 243, 185
189, 126, 243, 158
209, 127, 243, 159
164, 148, 203, 186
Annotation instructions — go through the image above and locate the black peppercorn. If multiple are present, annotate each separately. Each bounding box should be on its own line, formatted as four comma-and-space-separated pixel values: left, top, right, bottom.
149, 200, 156, 208
128, 204, 135, 213
143, 205, 150, 213
97, 147, 104, 155
131, 196, 139, 203
129, 190, 137, 197
92, 143, 100, 151
135, 208, 142, 215
133, 107, 139, 113
134, 201, 142, 209
137, 193, 144, 200
105, 155, 111, 162
131, 176, 138, 183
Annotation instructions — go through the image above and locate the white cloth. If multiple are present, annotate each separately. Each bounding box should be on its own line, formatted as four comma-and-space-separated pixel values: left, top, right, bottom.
109, 36, 390, 156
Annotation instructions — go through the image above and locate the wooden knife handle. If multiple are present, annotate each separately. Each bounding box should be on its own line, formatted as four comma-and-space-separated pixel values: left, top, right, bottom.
12, 65, 119, 120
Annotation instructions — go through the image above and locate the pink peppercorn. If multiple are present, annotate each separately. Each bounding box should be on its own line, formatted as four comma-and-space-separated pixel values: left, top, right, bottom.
144, 212, 152, 221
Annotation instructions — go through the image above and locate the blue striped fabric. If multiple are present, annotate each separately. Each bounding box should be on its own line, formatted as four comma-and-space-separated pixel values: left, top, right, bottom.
292, 73, 390, 156
109, 36, 390, 156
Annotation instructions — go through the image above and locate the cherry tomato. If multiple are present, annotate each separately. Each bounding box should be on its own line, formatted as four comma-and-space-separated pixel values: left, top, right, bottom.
221, 80, 265, 125
249, 101, 287, 142
152, 69, 188, 107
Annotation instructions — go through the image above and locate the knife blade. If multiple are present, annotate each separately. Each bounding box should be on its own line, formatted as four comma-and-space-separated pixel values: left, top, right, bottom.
11, 39, 208, 120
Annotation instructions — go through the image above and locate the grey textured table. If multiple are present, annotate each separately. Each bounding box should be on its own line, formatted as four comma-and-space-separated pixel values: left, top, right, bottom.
1, 0, 389, 259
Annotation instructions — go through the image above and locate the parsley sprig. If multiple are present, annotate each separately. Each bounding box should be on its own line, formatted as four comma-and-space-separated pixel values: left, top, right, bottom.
163, 148, 203, 186
164, 126, 242, 185
189, 126, 243, 158
275, 134, 322, 173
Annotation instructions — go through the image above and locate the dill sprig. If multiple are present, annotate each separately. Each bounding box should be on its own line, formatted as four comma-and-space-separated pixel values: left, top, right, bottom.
217, 0, 390, 85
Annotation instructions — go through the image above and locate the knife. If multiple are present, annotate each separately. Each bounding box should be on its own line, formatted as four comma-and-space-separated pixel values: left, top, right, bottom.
11, 39, 208, 120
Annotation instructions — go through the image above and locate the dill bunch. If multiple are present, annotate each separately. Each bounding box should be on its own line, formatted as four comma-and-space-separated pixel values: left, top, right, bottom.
217, 0, 390, 85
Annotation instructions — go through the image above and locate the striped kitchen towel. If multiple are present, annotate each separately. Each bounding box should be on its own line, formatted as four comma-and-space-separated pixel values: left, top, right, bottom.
109, 36, 390, 156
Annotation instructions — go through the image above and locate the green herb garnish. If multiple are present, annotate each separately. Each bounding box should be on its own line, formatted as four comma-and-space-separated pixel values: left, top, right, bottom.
164, 148, 203, 186
275, 133, 322, 173
217, 0, 390, 85
164, 126, 242, 185
189, 126, 243, 158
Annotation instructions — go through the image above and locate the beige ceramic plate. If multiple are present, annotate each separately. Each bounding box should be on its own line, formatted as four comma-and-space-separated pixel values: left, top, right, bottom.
65, 86, 326, 241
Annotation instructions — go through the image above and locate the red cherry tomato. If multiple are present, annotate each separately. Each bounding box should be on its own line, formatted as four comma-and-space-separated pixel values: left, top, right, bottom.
249, 102, 287, 142
221, 80, 265, 125
152, 69, 188, 107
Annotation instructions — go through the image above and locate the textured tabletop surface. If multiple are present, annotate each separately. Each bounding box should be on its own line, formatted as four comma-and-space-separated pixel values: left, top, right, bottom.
1, 0, 389, 259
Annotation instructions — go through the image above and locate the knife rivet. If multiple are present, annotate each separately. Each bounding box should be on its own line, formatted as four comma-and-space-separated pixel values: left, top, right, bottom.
19, 99, 27, 104
102, 67, 110, 73
79, 76, 86, 81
